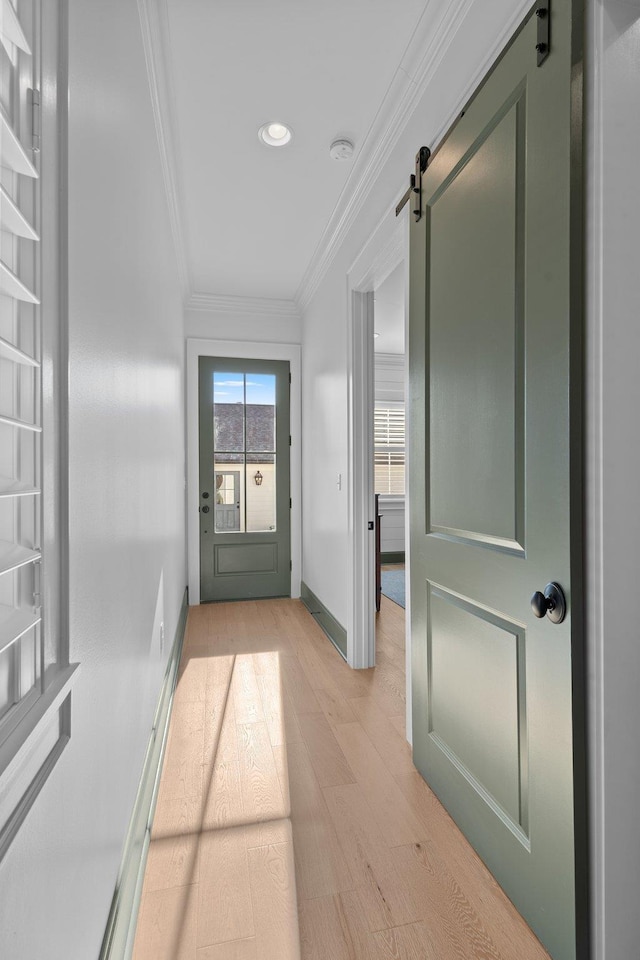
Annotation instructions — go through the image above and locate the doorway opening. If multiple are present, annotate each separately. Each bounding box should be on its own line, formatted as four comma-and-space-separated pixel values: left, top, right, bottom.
373, 264, 408, 678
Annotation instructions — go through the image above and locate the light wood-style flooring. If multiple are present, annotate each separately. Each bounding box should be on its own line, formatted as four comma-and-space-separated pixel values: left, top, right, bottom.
132, 595, 550, 960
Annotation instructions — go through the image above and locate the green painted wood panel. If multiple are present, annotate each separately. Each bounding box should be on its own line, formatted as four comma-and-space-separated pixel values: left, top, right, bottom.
199, 357, 291, 601
409, 4, 586, 959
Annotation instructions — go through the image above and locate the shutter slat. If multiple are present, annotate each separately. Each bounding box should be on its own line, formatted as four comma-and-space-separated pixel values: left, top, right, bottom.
0, 413, 42, 433
0, 110, 38, 178
0, 608, 41, 658
0, 258, 39, 303
0, 0, 31, 55
0, 542, 41, 577
0, 184, 39, 240
374, 404, 405, 496
0, 478, 40, 498
0, 334, 39, 367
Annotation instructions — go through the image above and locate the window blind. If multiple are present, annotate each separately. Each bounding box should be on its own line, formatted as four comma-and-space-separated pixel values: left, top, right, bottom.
374, 405, 405, 496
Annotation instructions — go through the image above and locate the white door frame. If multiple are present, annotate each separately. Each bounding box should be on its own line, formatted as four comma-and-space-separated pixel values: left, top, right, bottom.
346, 216, 408, 672
186, 338, 302, 605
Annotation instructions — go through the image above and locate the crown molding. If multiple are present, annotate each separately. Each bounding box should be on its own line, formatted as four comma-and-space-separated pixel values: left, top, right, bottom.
186, 293, 301, 320
295, 0, 531, 313
137, 0, 191, 299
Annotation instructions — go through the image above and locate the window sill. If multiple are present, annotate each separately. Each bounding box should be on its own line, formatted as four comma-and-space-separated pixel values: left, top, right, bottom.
0, 662, 79, 862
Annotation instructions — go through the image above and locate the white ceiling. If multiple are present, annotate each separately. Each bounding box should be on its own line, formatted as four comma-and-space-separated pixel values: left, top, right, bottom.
374, 262, 405, 355
165, 0, 428, 301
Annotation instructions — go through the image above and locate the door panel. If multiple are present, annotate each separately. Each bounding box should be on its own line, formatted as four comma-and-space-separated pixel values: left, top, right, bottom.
428, 96, 525, 551
409, 4, 585, 959
199, 357, 291, 601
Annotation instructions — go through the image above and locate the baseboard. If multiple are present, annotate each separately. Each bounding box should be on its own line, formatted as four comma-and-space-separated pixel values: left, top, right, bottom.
99, 587, 189, 960
381, 551, 405, 564
301, 581, 347, 660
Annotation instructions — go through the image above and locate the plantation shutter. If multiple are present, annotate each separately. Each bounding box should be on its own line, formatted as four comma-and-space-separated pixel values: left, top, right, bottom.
0, 0, 43, 735
374, 404, 405, 495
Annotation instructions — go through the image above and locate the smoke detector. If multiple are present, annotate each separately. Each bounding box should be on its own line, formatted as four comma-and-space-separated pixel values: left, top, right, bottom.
329, 138, 354, 161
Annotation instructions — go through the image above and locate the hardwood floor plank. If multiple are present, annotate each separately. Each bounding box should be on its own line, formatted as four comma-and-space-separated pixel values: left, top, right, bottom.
232, 655, 266, 725
391, 841, 509, 960
347, 699, 414, 777
197, 826, 254, 948
322, 782, 422, 930
201, 759, 244, 831
299, 895, 355, 960
389, 713, 406, 738
332, 722, 426, 846
254, 659, 304, 748
132, 883, 198, 960
338, 888, 389, 960
372, 923, 439, 960
151, 795, 202, 841
159, 700, 205, 802
297, 711, 356, 787
248, 841, 301, 960
143, 833, 200, 893
237, 721, 289, 844
314, 686, 358, 727
197, 939, 257, 960
280, 654, 323, 716
286, 739, 356, 900
175, 654, 208, 704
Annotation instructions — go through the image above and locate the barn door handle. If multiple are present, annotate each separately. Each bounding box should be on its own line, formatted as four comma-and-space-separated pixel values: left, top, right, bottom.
531, 582, 566, 624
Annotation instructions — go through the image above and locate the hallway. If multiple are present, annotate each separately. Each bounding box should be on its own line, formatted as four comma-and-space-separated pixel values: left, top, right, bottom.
132, 599, 550, 960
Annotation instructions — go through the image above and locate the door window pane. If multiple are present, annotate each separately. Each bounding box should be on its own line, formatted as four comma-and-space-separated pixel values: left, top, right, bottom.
214, 372, 245, 452
211, 371, 278, 534
214, 470, 242, 532
246, 456, 276, 533
246, 375, 276, 453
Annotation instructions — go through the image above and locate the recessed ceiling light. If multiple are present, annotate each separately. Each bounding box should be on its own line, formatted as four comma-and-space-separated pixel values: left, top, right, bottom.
258, 121, 293, 147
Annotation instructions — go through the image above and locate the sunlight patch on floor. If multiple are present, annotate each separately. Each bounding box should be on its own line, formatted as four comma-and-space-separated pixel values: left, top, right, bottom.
133, 647, 299, 960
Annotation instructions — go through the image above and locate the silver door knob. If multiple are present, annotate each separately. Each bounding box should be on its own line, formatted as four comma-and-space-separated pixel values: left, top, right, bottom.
531, 582, 566, 624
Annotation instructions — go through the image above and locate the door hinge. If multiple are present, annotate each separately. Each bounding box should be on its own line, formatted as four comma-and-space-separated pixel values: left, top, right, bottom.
289, 372, 292, 384
29, 88, 40, 153
290, 560, 292, 571
395, 146, 431, 221
535, 1, 550, 66
33, 559, 42, 607
289, 435, 292, 446
289, 498, 292, 509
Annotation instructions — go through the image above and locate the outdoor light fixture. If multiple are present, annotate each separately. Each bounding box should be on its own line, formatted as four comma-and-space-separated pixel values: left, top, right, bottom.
258, 122, 293, 147
254, 471, 263, 486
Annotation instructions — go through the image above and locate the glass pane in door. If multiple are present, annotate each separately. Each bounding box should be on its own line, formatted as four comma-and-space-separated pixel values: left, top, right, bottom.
213, 372, 245, 533
246, 375, 277, 532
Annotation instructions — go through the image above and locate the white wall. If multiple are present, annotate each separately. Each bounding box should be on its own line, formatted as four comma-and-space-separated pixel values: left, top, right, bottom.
0, 2, 186, 958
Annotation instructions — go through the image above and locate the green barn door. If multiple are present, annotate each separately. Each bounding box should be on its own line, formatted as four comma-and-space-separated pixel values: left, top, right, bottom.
199, 357, 291, 601
409, 4, 585, 960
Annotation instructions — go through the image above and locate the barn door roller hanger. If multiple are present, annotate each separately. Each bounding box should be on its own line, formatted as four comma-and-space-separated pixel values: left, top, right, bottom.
395, 146, 430, 222
395, 3, 549, 220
